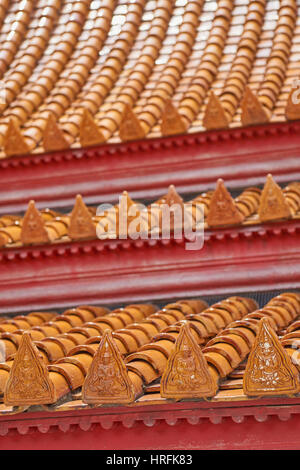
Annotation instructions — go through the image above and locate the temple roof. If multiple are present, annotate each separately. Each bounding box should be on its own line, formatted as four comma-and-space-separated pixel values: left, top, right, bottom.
0, 0, 299, 158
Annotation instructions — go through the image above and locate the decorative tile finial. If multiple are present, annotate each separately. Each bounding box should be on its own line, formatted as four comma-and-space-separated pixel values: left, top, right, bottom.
241, 86, 270, 126
79, 109, 105, 147
285, 82, 300, 121
203, 92, 229, 130
120, 190, 136, 208
119, 105, 146, 142
161, 99, 188, 136
258, 174, 292, 222
82, 330, 136, 404
43, 113, 70, 152
3, 119, 30, 157
243, 317, 299, 397
21, 200, 49, 245
160, 185, 184, 207
207, 179, 245, 228
68, 194, 96, 240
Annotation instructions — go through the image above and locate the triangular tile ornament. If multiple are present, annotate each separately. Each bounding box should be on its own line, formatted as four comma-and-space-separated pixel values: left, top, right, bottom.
82, 330, 136, 404
68, 194, 96, 240
203, 92, 229, 130
157, 185, 185, 232
118, 190, 142, 236
119, 190, 136, 210
258, 174, 292, 222
207, 179, 245, 228
21, 200, 49, 245
119, 105, 146, 142
3, 119, 30, 157
4, 333, 56, 406
43, 113, 70, 152
0, 232, 7, 248
162, 185, 184, 207
160, 99, 188, 136
243, 318, 299, 397
241, 86, 270, 126
79, 109, 105, 147
285, 82, 300, 120
117, 190, 139, 222
161, 322, 218, 399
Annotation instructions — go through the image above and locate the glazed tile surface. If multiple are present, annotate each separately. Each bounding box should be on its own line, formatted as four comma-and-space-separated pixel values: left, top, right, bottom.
0, 176, 299, 249
2, 293, 300, 415
0, 0, 299, 157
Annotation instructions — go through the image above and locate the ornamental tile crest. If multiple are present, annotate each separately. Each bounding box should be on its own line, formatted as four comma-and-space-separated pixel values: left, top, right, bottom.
83, 330, 136, 405
243, 318, 299, 397
4, 333, 56, 406
160, 322, 217, 399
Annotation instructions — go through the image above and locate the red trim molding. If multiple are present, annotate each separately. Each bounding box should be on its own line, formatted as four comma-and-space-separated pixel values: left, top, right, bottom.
1, 219, 300, 313
1, 120, 300, 213
0, 397, 300, 449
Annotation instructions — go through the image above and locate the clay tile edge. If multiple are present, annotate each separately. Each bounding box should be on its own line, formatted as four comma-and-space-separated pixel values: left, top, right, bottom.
258, 174, 292, 222
79, 109, 106, 147
160, 322, 218, 399
203, 92, 229, 130
3, 119, 30, 157
207, 179, 245, 228
4, 332, 57, 406
161, 99, 189, 136
243, 317, 300, 397
21, 200, 50, 245
285, 83, 300, 121
82, 330, 136, 405
241, 86, 270, 127
43, 113, 70, 152
119, 105, 146, 142
68, 194, 97, 240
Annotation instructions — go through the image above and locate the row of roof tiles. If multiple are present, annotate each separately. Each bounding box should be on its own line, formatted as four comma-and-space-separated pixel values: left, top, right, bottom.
0, 174, 298, 249
0, 0, 300, 157
1, 292, 300, 411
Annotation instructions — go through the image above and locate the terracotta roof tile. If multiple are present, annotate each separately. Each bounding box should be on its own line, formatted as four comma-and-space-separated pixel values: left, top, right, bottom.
0, 303, 159, 395
0, 0, 294, 155
0, 299, 198, 402
4, 332, 57, 406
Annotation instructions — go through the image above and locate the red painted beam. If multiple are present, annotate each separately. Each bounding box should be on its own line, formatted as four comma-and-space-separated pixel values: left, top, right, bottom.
0, 121, 300, 213
0, 219, 300, 313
